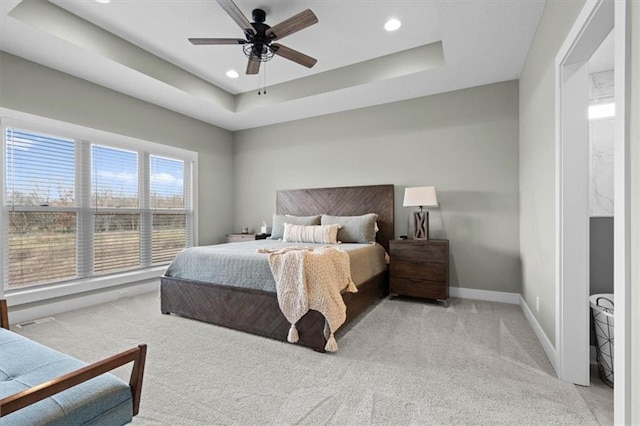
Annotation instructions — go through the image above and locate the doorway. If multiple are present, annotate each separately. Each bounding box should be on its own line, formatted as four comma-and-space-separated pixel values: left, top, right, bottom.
555, 0, 631, 423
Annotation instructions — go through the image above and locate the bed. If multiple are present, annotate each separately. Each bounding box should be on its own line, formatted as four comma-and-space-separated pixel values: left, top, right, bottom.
160, 184, 394, 351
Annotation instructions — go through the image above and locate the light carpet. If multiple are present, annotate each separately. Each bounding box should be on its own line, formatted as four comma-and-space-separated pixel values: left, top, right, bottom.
13, 292, 600, 425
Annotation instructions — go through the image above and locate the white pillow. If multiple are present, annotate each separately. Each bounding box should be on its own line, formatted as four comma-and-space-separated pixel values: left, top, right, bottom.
282, 223, 341, 244
269, 214, 322, 240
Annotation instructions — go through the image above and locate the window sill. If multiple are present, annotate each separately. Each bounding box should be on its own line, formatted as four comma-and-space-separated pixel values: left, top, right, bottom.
5, 266, 167, 307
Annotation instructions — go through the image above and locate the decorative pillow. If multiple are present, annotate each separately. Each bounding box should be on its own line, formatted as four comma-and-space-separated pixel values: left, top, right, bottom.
321, 213, 378, 244
269, 214, 322, 240
282, 223, 341, 244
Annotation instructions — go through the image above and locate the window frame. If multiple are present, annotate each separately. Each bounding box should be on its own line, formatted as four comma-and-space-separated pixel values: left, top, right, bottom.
0, 108, 198, 304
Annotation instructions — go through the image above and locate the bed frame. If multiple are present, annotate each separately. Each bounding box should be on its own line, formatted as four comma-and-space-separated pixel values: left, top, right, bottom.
160, 184, 394, 351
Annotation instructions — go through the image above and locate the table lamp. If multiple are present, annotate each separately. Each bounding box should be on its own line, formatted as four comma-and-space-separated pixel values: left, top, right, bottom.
403, 186, 438, 239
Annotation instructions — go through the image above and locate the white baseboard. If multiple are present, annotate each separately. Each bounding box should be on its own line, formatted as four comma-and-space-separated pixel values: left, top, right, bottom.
519, 295, 558, 374
7, 280, 562, 378
449, 287, 521, 304
8, 280, 160, 326
450, 288, 559, 374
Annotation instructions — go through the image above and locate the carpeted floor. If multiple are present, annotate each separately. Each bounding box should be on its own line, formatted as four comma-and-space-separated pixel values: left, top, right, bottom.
14, 291, 603, 425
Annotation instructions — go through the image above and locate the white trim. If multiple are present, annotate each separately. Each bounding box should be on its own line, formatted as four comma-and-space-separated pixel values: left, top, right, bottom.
520, 295, 558, 374
451, 289, 558, 372
6, 279, 160, 326
629, 3, 640, 423
556, 57, 591, 386
5, 266, 166, 306
613, 0, 632, 422
554, 0, 631, 421
449, 287, 520, 305
555, 0, 613, 387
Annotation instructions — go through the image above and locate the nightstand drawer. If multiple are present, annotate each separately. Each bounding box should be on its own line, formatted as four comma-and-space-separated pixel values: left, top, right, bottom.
388, 239, 449, 304
389, 277, 447, 300
389, 242, 448, 263
390, 260, 447, 282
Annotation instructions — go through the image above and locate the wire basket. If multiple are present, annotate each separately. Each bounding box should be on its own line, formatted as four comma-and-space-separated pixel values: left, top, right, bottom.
589, 294, 614, 388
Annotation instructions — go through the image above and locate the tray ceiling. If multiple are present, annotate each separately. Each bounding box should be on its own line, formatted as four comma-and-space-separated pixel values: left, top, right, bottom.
0, 0, 547, 131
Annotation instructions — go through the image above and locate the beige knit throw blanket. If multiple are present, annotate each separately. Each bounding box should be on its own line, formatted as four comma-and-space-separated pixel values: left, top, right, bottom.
258, 246, 358, 352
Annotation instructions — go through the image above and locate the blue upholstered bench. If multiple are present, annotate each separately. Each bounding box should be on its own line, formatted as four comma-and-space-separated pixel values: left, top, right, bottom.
0, 300, 147, 425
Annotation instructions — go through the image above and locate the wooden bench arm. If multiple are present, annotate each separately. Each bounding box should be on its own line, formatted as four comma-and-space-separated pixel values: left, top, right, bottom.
0, 299, 147, 418
1, 343, 147, 417
0, 299, 8, 330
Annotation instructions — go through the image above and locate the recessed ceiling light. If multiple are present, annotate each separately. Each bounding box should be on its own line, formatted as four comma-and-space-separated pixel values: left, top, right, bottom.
384, 18, 401, 32
226, 70, 240, 79
95, 0, 111, 3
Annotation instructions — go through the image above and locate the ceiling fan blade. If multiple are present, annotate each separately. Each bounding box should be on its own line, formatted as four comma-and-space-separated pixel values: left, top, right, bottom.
215, 0, 254, 35
266, 9, 318, 41
246, 59, 261, 75
189, 38, 246, 45
272, 43, 317, 68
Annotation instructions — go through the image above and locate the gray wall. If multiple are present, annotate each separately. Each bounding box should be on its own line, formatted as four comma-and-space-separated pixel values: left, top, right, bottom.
590, 217, 614, 295
590, 217, 614, 346
0, 52, 234, 245
518, 0, 586, 344
234, 81, 521, 293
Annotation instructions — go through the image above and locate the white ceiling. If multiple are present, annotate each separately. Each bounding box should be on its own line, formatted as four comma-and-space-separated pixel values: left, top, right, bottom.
0, 0, 547, 131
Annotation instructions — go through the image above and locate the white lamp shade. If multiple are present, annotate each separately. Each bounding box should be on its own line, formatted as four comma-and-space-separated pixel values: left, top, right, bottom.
403, 186, 438, 208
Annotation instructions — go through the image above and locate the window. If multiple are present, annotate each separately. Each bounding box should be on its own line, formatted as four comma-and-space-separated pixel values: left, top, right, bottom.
3, 125, 194, 291
150, 155, 189, 264
92, 145, 140, 273
5, 129, 77, 287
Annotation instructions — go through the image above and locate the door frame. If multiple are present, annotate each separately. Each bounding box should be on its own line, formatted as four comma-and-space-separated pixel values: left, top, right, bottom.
555, 0, 631, 422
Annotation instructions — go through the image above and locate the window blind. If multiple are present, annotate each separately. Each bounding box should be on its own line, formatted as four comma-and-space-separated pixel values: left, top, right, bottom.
5, 128, 77, 287
150, 155, 191, 264
2, 126, 194, 291
91, 145, 140, 274
152, 213, 186, 263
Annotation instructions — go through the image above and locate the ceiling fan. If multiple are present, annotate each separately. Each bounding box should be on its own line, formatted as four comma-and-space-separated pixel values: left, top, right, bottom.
189, 0, 318, 75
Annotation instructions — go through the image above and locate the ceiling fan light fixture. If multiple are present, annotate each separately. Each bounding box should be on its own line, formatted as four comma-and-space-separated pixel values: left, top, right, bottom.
243, 43, 275, 62
226, 70, 240, 79
384, 18, 402, 32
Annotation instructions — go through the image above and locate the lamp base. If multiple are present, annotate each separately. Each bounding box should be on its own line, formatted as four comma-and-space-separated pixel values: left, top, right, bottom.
413, 211, 429, 240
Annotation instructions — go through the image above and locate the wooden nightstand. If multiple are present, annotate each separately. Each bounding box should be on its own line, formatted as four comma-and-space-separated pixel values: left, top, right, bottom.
389, 239, 449, 305
225, 233, 269, 243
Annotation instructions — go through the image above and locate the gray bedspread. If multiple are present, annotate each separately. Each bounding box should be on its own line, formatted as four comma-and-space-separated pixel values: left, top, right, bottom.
164, 240, 388, 293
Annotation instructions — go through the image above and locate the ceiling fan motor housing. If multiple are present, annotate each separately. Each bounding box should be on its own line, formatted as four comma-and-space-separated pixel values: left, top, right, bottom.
252, 8, 266, 23
246, 9, 272, 61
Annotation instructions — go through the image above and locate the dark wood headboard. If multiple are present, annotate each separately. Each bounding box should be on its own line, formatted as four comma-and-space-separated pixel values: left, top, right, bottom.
276, 184, 395, 252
